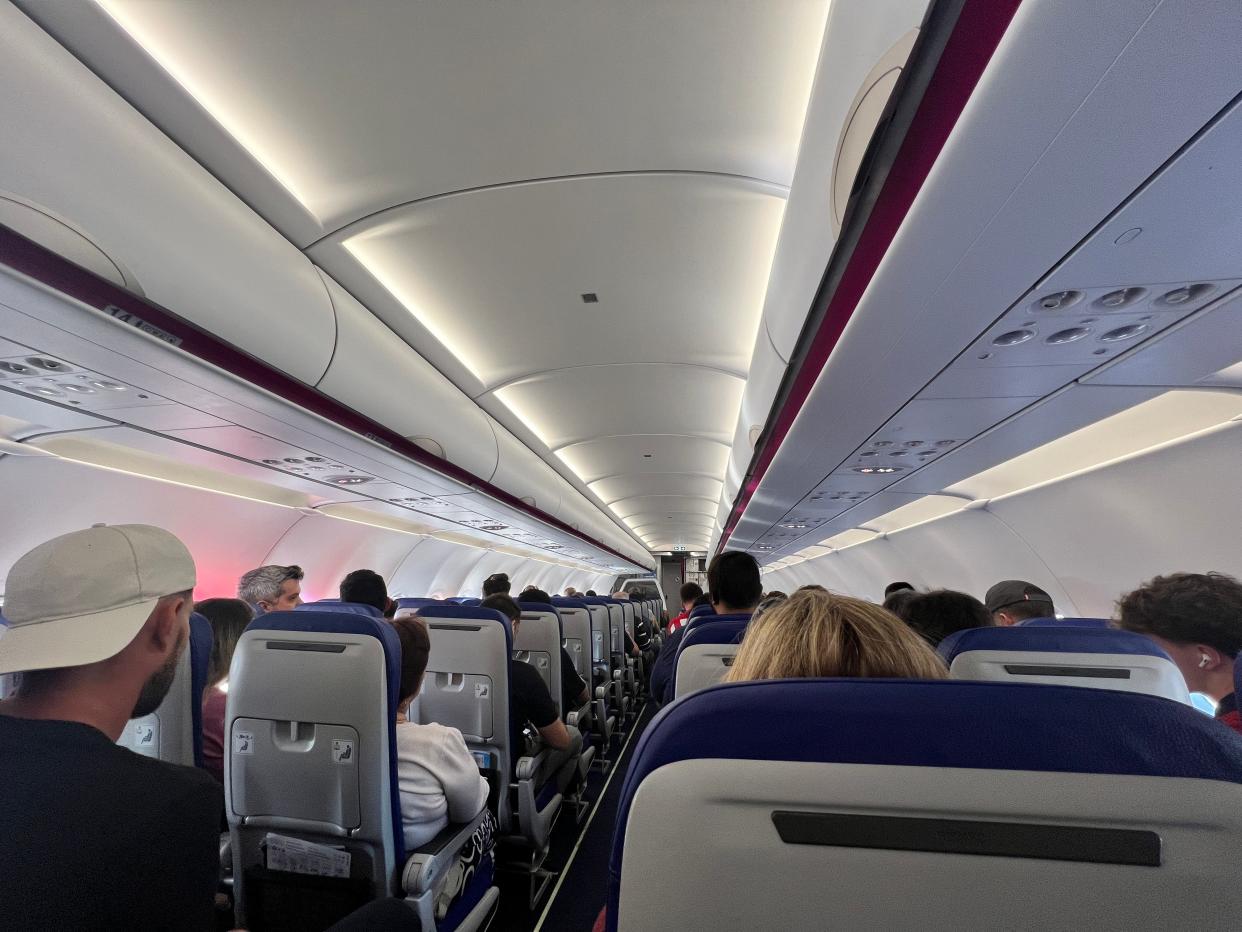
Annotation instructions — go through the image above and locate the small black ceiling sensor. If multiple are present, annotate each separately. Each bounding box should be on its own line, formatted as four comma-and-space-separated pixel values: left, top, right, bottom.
581, 292, 599, 303
643, 453, 652, 458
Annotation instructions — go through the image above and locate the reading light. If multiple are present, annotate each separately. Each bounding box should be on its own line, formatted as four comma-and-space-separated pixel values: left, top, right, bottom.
330, 475, 372, 485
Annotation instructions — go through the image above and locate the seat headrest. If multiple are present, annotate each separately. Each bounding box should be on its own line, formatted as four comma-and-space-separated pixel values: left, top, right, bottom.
1016, 617, 1110, 628
688, 604, 715, 619
608, 677, 1242, 927
517, 601, 559, 616
416, 604, 513, 653
683, 611, 750, 639
395, 597, 446, 608
552, 597, 589, 609
939, 625, 1172, 663
680, 617, 749, 649
187, 612, 213, 769
296, 600, 383, 617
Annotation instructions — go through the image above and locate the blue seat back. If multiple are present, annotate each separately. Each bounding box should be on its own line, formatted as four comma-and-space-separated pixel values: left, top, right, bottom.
608, 679, 1242, 931
226, 609, 404, 921
688, 604, 715, 621
413, 605, 514, 819
297, 599, 383, 617
119, 611, 212, 767
939, 626, 1190, 703
514, 602, 565, 716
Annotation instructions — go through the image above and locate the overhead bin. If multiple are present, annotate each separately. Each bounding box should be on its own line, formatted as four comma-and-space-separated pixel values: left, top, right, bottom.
314, 270, 499, 481
0, 3, 335, 385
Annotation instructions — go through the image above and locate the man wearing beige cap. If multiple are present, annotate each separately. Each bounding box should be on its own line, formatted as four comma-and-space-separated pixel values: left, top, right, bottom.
0, 524, 221, 929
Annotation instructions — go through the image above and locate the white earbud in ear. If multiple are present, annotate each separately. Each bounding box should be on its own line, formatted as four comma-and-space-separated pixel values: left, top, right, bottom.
1199, 654, 1211, 669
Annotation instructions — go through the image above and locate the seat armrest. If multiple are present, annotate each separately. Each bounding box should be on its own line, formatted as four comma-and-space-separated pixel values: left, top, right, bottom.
515, 751, 541, 782
401, 810, 489, 896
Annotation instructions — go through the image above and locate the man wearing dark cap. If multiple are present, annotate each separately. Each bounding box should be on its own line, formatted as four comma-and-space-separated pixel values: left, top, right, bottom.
985, 580, 1056, 626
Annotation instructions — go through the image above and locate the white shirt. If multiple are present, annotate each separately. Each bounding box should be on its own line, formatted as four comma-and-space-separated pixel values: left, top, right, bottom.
395, 721, 490, 850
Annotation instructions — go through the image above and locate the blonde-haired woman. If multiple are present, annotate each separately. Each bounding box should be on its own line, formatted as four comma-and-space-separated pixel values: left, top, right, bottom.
724, 587, 947, 683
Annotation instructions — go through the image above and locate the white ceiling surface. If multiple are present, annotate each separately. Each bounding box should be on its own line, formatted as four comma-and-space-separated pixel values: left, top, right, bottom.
18, 0, 846, 557
726, 0, 1242, 560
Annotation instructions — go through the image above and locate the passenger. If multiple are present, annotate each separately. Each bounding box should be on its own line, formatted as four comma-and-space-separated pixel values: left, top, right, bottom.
0, 525, 221, 929
984, 579, 1056, 626
651, 551, 763, 705
237, 563, 304, 615
565, 586, 578, 597
882, 586, 919, 618
764, 590, 788, 600
480, 594, 583, 790
1114, 572, 1242, 734
666, 581, 704, 636
340, 567, 397, 617
898, 590, 992, 646
196, 597, 255, 783
516, 588, 590, 712
585, 589, 598, 597
482, 572, 510, 597
724, 588, 947, 682
796, 584, 828, 593
389, 616, 495, 915
884, 581, 915, 598
751, 592, 788, 624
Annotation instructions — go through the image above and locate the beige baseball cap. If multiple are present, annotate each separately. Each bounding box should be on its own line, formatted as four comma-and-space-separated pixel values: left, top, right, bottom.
0, 524, 196, 675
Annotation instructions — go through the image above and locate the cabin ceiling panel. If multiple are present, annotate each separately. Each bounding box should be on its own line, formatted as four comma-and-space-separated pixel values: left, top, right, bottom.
329, 173, 784, 388
556, 435, 730, 486
56, 0, 830, 242
612, 496, 718, 521
590, 473, 724, 506
489, 365, 743, 450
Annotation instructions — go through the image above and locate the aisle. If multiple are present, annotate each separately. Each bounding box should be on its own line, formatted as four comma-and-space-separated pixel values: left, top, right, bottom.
532, 702, 655, 932
493, 702, 656, 932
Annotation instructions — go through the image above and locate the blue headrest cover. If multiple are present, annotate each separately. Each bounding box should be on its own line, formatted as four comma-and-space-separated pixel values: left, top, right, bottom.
1016, 617, 1110, 628
552, 597, 590, 610
683, 611, 749, 640
605, 678, 1242, 931
416, 604, 513, 654
246, 609, 405, 861
297, 600, 383, 617
688, 604, 716, 619
678, 618, 749, 652
938, 625, 1173, 664
187, 612, 212, 769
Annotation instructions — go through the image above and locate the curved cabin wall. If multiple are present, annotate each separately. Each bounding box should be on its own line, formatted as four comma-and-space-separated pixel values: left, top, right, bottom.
761, 419, 1242, 615
0, 454, 612, 603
